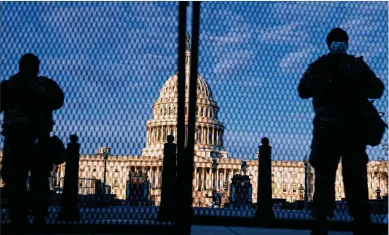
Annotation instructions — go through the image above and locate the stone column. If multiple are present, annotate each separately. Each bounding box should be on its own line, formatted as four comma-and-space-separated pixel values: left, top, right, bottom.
213, 129, 216, 146
204, 127, 207, 145
194, 167, 199, 191
216, 169, 219, 191
159, 166, 163, 187
204, 168, 208, 190
203, 168, 207, 190
156, 167, 160, 188
201, 167, 207, 191
209, 168, 212, 189
224, 169, 227, 187
211, 168, 214, 190
209, 128, 212, 145
199, 168, 202, 190
192, 168, 196, 190
155, 127, 158, 143
220, 170, 224, 190
212, 128, 215, 145
154, 127, 157, 144
202, 126, 205, 144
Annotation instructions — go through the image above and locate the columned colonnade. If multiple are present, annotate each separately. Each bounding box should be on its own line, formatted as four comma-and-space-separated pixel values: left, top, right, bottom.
147, 125, 224, 146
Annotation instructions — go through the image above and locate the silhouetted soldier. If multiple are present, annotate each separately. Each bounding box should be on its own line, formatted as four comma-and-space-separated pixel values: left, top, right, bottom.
255, 137, 275, 224
298, 28, 384, 235
1, 53, 64, 233
158, 135, 177, 221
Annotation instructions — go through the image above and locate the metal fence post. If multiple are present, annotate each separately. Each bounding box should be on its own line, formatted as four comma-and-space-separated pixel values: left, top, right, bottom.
255, 137, 275, 224
57, 134, 80, 221
176, 1, 189, 233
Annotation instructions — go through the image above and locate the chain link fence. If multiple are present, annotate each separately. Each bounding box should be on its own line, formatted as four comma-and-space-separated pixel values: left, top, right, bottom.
0, 1, 387, 231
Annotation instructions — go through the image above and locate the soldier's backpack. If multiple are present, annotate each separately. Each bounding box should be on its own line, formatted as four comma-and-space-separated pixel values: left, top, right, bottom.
363, 99, 387, 146
50, 135, 68, 165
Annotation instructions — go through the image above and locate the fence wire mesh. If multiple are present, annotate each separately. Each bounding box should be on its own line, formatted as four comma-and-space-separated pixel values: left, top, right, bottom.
0, 1, 387, 229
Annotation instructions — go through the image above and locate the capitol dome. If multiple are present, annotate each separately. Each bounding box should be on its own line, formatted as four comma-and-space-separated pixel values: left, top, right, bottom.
142, 33, 227, 159
158, 73, 214, 101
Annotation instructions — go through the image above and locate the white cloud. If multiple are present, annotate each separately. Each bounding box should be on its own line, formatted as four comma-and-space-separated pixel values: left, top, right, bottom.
258, 22, 309, 45
339, 16, 387, 60
213, 50, 255, 74
279, 47, 318, 72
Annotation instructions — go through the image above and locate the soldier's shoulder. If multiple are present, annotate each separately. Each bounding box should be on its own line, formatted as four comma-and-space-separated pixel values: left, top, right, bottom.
309, 55, 331, 68
39, 76, 55, 83
39, 76, 60, 87
2, 75, 16, 88
7, 74, 20, 84
1, 79, 9, 86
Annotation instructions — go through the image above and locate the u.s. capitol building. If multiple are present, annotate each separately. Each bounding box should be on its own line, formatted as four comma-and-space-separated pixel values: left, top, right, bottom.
3, 36, 387, 207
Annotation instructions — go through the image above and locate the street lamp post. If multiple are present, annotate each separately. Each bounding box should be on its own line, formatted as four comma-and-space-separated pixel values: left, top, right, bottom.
376, 187, 382, 200
103, 149, 110, 194
212, 159, 218, 190
299, 184, 304, 201
241, 161, 247, 176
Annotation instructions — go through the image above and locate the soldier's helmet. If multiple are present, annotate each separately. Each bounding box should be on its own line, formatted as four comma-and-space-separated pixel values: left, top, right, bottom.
19, 53, 40, 77
326, 28, 348, 47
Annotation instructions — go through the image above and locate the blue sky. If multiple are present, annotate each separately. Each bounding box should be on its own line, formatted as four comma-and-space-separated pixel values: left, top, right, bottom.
0, 2, 387, 161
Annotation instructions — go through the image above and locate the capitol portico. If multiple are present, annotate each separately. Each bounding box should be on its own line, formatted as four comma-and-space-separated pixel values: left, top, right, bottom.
1, 34, 387, 207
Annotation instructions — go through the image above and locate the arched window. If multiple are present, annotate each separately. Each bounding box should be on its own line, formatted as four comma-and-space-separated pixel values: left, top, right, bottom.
282, 184, 287, 192
160, 108, 162, 115
164, 107, 166, 115
200, 107, 203, 117
205, 108, 208, 117
168, 107, 171, 115
210, 109, 213, 118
